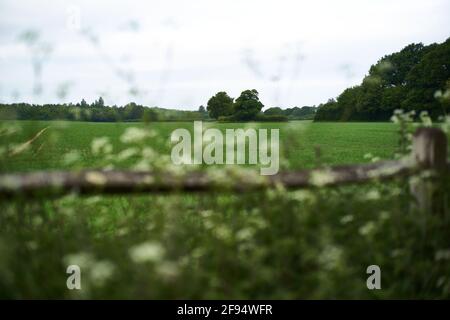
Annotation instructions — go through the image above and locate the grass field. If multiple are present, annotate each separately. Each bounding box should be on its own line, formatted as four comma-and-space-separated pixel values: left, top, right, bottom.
0, 120, 399, 172
1, 120, 449, 299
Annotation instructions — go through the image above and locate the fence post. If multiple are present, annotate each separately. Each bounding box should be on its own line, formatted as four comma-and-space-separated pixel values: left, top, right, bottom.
410, 127, 448, 213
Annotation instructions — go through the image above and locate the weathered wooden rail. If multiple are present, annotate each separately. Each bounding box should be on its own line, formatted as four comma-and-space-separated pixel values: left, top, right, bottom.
0, 128, 448, 207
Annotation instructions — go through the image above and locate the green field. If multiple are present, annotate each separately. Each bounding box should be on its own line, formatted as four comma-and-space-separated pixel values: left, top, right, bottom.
1, 120, 449, 299
0, 120, 399, 172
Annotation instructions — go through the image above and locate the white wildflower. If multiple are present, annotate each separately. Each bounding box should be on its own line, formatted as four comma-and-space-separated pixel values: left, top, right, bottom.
359, 221, 376, 236
63, 150, 81, 165
129, 241, 165, 263
215, 225, 232, 241
236, 228, 254, 241
90, 260, 115, 286
91, 137, 112, 155
340, 215, 354, 225
86, 172, 107, 185
435, 249, 450, 261
420, 111, 432, 127
116, 147, 139, 161
120, 127, 153, 144
291, 190, 316, 203
156, 261, 179, 280
141, 147, 156, 161
319, 246, 343, 270
310, 170, 335, 187
133, 159, 152, 171
63, 252, 95, 269
365, 189, 381, 200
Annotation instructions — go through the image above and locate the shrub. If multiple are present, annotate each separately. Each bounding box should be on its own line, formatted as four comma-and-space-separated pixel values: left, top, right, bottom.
255, 114, 288, 122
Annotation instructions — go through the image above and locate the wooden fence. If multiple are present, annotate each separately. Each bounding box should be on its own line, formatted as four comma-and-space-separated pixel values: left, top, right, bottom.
0, 127, 448, 209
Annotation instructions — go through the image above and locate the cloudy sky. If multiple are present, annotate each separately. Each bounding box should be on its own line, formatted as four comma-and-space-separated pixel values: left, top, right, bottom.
0, 0, 449, 110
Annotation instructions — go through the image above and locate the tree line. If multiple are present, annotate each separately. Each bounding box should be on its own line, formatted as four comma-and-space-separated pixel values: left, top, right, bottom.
206, 89, 316, 121
0, 99, 208, 122
315, 37, 450, 121
0, 90, 317, 122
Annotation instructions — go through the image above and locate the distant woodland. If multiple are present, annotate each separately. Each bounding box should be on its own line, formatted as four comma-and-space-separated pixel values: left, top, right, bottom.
0, 90, 316, 122
314, 38, 450, 121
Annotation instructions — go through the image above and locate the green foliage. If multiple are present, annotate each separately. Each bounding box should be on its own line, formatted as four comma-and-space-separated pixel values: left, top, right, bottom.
93, 97, 105, 108
264, 107, 284, 116
198, 105, 207, 114
1, 180, 449, 299
123, 102, 144, 120
209, 90, 313, 122
315, 38, 450, 121
1, 91, 315, 123
233, 89, 264, 121
313, 99, 340, 121
264, 106, 317, 120
403, 39, 450, 117
206, 92, 234, 119
217, 115, 235, 122
254, 114, 288, 122
80, 99, 88, 108
143, 109, 159, 123
0, 102, 207, 122
0, 121, 400, 172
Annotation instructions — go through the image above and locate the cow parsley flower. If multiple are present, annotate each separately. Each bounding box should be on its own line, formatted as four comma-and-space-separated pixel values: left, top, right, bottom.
129, 241, 165, 263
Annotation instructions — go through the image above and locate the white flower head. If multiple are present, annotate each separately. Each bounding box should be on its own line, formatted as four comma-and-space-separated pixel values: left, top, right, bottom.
116, 147, 139, 161
359, 221, 376, 236
63, 252, 95, 269
129, 241, 165, 263
91, 137, 112, 155
63, 150, 81, 165
120, 127, 154, 144
90, 260, 115, 286
435, 249, 450, 261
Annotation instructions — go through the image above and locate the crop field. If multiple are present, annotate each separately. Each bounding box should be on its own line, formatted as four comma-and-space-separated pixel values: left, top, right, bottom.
0, 120, 449, 299
0, 120, 399, 172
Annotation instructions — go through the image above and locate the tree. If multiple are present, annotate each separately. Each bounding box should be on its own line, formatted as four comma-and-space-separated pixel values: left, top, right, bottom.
380, 86, 405, 115
368, 43, 434, 87
314, 99, 340, 121
124, 102, 144, 120
402, 38, 450, 118
198, 105, 206, 113
233, 89, 264, 121
336, 86, 361, 121
80, 99, 88, 108
355, 80, 384, 120
206, 92, 233, 119
97, 96, 105, 108
264, 107, 284, 116
143, 108, 159, 123
91, 97, 105, 108
314, 37, 450, 121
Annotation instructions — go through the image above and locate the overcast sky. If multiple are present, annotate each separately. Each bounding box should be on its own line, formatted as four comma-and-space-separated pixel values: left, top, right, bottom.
0, 0, 449, 110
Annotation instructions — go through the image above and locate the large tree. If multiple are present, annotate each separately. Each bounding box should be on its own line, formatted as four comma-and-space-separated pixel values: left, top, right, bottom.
206, 92, 234, 119
315, 37, 450, 121
233, 89, 264, 121
402, 38, 450, 117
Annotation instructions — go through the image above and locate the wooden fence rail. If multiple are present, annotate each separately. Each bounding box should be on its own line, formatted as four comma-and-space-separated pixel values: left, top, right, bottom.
0, 127, 448, 201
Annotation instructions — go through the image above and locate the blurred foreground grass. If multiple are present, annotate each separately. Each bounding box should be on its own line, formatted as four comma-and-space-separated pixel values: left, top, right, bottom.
0, 120, 449, 299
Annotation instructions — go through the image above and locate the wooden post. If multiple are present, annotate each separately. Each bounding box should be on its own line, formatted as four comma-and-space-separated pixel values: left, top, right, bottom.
410, 127, 448, 213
